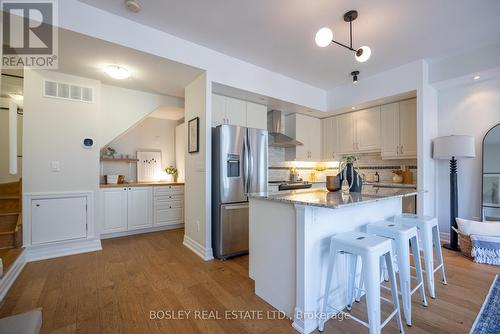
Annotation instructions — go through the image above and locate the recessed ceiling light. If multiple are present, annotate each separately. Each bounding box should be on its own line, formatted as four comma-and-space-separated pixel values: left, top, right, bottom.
473, 75, 481, 80
104, 65, 131, 80
351, 106, 356, 110
124, 0, 142, 13
8, 93, 23, 101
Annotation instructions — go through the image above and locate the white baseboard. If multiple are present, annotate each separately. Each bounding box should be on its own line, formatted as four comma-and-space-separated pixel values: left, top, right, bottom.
100, 224, 183, 239
183, 235, 214, 261
440, 231, 450, 243
0, 250, 26, 301
25, 238, 102, 262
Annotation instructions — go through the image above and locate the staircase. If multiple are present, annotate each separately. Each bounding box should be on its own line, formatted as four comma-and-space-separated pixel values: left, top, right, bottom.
0, 180, 22, 253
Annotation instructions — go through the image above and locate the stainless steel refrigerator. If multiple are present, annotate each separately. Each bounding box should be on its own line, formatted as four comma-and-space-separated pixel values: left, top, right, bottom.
212, 125, 268, 259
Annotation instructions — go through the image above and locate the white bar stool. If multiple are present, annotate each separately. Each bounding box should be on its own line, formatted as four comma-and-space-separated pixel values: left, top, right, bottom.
319, 232, 405, 334
393, 214, 447, 298
366, 221, 428, 327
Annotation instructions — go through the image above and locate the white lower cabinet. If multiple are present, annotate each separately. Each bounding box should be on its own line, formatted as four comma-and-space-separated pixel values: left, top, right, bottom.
127, 187, 153, 230
102, 185, 184, 236
102, 188, 128, 233
31, 196, 88, 245
154, 186, 184, 226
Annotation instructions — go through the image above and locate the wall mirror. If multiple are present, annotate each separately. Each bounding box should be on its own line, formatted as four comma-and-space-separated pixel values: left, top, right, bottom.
482, 123, 500, 221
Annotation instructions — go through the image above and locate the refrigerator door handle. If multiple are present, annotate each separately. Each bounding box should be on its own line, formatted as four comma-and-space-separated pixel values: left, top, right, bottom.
242, 134, 249, 194
247, 132, 254, 193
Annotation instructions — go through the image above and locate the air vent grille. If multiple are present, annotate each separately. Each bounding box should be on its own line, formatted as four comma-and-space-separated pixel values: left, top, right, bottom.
43, 80, 94, 103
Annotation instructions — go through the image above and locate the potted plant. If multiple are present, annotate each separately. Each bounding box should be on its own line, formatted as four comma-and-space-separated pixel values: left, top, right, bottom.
165, 166, 178, 182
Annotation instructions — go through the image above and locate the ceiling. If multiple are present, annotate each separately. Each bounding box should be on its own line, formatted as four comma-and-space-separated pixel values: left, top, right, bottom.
79, 0, 500, 90
58, 28, 203, 97
148, 106, 185, 121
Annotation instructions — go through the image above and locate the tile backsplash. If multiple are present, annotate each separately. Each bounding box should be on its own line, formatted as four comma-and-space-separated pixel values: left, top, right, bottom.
268, 147, 417, 184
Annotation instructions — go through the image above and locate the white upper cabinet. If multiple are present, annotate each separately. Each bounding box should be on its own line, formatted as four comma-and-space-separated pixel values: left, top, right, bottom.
246, 101, 267, 130
225, 97, 247, 127
211, 94, 267, 129
285, 113, 321, 161
381, 102, 400, 158
330, 107, 381, 155
398, 99, 417, 157
337, 113, 356, 154
321, 117, 339, 160
381, 98, 417, 159
355, 107, 381, 152
212, 94, 226, 127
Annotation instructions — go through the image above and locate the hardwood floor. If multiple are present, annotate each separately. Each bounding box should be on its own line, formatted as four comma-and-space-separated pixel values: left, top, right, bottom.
0, 229, 497, 334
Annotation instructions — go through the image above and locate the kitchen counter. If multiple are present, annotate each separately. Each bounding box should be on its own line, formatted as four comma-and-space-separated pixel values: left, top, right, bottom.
364, 181, 417, 188
248, 188, 417, 209
99, 181, 184, 188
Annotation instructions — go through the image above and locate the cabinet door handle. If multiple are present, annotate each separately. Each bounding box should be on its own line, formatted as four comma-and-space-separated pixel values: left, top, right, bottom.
400, 146, 404, 154
36, 204, 40, 207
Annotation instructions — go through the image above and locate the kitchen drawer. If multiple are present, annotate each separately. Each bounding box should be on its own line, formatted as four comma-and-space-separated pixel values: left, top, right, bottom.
154, 186, 184, 196
155, 208, 183, 226
154, 194, 184, 202
155, 199, 183, 210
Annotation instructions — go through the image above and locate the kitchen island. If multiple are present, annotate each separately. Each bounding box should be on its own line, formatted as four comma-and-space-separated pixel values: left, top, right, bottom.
248, 188, 418, 334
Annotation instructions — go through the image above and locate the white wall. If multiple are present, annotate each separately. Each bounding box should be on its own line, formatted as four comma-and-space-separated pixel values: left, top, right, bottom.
175, 123, 186, 182
437, 77, 500, 231
0, 100, 23, 183
103, 117, 178, 182
326, 61, 422, 112
183, 73, 213, 260
23, 69, 101, 193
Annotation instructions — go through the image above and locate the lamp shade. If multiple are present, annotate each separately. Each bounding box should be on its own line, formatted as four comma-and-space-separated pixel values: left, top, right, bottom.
433, 135, 475, 159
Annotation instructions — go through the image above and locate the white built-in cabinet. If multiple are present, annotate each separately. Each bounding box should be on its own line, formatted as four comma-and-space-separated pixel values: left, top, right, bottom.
127, 187, 153, 230
31, 196, 88, 245
321, 117, 339, 160
212, 94, 267, 130
153, 185, 184, 227
336, 107, 381, 154
285, 113, 321, 161
102, 188, 128, 233
381, 99, 417, 159
102, 185, 184, 235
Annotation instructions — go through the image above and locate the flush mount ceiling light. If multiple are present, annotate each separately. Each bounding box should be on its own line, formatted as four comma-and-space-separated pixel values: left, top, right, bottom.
315, 10, 371, 63
351, 71, 359, 83
104, 65, 131, 80
124, 0, 142, 13
473, 75, 481, 80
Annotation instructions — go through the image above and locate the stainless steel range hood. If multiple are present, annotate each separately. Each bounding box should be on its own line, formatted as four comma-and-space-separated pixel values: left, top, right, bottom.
267, 110, 303, 147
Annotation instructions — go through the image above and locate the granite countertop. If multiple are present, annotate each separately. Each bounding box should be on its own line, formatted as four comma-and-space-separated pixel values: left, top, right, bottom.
100, 181, 184, 188
248, 188, 418, 209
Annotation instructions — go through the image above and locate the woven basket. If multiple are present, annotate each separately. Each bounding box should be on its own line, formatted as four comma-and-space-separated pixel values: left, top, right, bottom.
452, 227, 472, 259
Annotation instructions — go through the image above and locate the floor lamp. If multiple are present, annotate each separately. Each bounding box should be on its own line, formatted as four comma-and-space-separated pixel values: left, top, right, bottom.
433, 135, 475, 251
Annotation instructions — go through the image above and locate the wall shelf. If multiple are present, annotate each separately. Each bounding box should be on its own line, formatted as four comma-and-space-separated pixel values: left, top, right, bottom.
100, 157, 139, 163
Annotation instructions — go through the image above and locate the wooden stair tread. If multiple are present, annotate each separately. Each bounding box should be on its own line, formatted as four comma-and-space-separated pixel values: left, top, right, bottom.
0, 247, 23, 273
0, 222, 16, 234
0, 195, 20, 200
